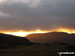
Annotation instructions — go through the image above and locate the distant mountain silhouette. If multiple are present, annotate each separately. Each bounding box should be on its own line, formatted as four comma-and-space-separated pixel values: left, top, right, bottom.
26, 32, 75, 45
0, 33, 32, 48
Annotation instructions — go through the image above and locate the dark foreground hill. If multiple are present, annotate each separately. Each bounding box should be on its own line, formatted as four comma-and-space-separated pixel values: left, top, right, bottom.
26, 32, 75, 45
0, 43, 75, 56
0, 33, 32, 48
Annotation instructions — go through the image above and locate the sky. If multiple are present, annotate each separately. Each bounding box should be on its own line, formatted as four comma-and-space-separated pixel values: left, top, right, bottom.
0, 0, 75, 32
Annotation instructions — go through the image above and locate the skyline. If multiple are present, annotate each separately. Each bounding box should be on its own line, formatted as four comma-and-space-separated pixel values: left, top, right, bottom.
3, 28, 75, 37
0, 0, 75, 36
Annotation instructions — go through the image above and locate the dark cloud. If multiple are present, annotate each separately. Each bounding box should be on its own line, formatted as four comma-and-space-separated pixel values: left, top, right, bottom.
0, 0, 75, 31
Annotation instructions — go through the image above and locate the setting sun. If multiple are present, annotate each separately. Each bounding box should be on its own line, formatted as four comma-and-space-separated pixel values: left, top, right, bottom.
1, 28, 75, 37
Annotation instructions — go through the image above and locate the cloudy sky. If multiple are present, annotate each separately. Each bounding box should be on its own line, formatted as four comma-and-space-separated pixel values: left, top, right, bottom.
0, 0, 75, 32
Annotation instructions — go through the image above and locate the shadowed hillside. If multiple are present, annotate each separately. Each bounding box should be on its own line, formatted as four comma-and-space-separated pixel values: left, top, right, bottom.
26, 32, 75, 45
0, 33, 33, 48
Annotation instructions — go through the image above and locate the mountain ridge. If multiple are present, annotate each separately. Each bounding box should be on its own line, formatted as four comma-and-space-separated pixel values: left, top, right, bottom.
26, 32, 75, 45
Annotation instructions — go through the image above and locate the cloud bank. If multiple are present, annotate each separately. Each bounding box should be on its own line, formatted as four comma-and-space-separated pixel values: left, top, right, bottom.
0, 0, 75, 31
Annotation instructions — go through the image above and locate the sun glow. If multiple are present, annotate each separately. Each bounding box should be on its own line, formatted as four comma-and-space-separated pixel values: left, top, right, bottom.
58, 28, 75, 33
4, 29, 48, 37
1, 28, 75, 37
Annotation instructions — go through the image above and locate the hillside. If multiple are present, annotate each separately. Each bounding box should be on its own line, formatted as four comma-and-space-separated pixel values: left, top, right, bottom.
0, 33, 32, 48
0, 43, 75, 56
0, 32, 75, 56
26, 32, 75, 45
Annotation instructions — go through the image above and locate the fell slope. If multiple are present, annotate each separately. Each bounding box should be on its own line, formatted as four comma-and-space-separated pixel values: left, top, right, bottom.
26, 32, 75, 45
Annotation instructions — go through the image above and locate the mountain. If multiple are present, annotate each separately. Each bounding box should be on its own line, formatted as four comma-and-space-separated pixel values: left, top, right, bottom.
0, 32, 75, 56
26, 32, 75, 45
0, 33, 32, 48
